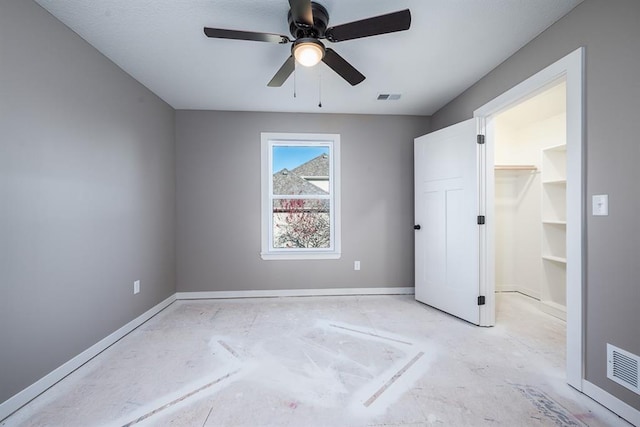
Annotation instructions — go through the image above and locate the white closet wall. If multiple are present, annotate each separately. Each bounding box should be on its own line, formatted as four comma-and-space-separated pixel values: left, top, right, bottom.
494, 85, 566, 304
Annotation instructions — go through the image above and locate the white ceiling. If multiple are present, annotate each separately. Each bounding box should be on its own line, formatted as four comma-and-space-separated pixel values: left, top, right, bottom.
34, 0, 582, 116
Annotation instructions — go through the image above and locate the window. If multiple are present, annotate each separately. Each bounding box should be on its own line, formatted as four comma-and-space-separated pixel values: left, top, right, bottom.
261, 132, 341, 260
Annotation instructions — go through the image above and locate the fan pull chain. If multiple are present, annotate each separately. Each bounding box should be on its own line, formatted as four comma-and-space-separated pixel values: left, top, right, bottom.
318, 71, 322, 108
293, 62, 297, 98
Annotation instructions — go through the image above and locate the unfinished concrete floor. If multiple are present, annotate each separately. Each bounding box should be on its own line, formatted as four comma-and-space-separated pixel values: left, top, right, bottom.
2, 293, 632, 426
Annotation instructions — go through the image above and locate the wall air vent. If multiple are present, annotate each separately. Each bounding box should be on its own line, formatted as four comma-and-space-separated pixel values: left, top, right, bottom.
377, 93, 402, 101
607, 343, 640, 395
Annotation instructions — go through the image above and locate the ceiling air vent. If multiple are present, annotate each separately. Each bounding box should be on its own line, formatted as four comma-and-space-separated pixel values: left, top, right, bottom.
377, 93, 402, 101
607, 344, 640, 395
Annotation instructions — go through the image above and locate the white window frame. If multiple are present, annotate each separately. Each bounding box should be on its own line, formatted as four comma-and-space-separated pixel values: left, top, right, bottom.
261, 132, 341, 260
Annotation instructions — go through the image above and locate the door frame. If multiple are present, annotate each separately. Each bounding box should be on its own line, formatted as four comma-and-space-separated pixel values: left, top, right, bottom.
473, 47, 584, 391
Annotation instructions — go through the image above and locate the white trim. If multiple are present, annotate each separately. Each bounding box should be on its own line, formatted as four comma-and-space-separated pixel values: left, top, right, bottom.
495, 285, 520, 292
495, 287, 541, 300
583, 381, 640, 426
474, 47, 584, 390
260, 132, 341, 260
538, 300, 567, 321
479, 116, 495, 327
0, 295, 176, 422
260, 251, 341, 260
176, 287, 415, 300
477, 118, 489, 327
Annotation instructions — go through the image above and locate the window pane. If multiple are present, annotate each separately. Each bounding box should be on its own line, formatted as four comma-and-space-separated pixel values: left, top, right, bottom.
272, 146, 330, 196
261, 132, 340, 260
272, 199, 331, 249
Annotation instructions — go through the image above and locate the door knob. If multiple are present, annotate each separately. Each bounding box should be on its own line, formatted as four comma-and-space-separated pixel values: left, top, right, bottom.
414, 224, 421, 230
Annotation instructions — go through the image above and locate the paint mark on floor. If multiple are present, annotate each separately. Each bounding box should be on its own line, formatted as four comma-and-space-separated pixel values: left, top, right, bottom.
202, 406, 213, 427
217, 340, 240, 359
328, 323, 414, 346
513, 384, 585, 426
120, 321, 432, 425
364, 352, 425, 407
121, 370, 240, 427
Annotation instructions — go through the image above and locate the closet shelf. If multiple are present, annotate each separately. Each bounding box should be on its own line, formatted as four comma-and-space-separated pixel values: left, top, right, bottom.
542, 178, 566, 185
494, 165, 537, 171
542, 255, 567, 264
544, 144, 567, 152
543, 220, 567, 225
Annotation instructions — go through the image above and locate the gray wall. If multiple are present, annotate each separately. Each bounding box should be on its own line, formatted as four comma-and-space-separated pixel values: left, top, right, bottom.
0, 0, 176, 403
176, 111, 430, 293
431, 0, 640, 409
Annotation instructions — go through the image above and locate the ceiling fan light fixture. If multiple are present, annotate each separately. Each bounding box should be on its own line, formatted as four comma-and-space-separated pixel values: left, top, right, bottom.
293, 39, 325, 67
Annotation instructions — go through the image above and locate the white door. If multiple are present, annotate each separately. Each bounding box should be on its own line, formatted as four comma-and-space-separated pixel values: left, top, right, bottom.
414, 118, 484, 325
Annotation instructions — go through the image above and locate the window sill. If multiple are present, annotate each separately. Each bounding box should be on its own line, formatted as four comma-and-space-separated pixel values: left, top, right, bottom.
261, 252, 342, 261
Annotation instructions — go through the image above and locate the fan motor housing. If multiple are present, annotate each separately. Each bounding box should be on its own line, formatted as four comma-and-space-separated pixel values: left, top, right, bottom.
288, 2, 329, 39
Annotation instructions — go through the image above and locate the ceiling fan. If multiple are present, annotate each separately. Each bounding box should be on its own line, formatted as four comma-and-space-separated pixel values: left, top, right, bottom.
204, 0, 411, 87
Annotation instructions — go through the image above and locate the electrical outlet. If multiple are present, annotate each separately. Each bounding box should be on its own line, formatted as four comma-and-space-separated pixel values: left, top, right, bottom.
134, 280, 140, 294
354, 261, 361, 271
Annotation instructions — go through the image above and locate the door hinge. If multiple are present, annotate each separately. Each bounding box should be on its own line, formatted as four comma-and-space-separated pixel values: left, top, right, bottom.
477, 215, 485, 225
478, 296, 486, 306
477, 134, 485, 144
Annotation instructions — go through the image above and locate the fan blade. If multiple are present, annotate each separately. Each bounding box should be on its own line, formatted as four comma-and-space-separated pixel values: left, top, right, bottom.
204, 27, 290, 44
322, 48, 365, 86
325, 9, 411, 42
288, 0, 313, 28
268, 55, 296, 87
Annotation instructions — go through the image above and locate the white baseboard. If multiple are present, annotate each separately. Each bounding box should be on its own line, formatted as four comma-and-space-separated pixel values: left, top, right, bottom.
583, 380, 640, 426
495, 286, 540, 300
518, 287, 541, 300
176, 287, 415, 300
495, 284, 520, 293
0, 294, 176, 422
538, 299, 567, 321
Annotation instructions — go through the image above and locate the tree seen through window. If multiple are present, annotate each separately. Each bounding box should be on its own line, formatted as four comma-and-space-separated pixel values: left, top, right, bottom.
271, 147, 331, 249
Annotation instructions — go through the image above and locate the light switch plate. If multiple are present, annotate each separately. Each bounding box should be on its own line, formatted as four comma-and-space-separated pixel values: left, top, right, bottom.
592, 194, 608, 216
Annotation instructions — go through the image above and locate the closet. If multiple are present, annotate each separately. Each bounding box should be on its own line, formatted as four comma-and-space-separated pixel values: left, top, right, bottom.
493, 81, 567, 320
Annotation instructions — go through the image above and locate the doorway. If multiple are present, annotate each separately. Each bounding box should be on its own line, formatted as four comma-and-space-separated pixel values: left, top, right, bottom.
414, 47, 583, 389
492, 80, 568, 320
475, 47, 584, 390
490, 80, 569, 385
